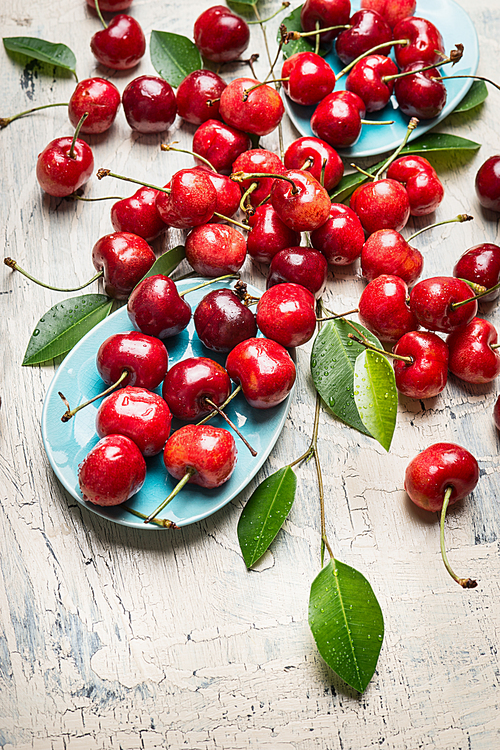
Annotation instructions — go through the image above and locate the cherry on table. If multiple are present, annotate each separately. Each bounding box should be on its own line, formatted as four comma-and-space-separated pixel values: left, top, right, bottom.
78, 434, 146, 506
360, 0, 416, 29
156, 168, 216, 229
335, 9, 393, 66
281, 51, 336, 106
185, 224, 247, 277
246, 204, 301, 264
232, 149, 286, 208
122, 76, 177, 134
193, 119, 252, 175
475, 155, 500, 212
409, 276, 478, 334
90, 14, 146, 70
91, 231, 156, 299
86, 0, 133, 11
387, 155, 444, 216
358, 274, 420, 343
193, 167, 241, 219
96, 331, 169, 391
360, 228, 423, 285
127, 274, 192, 339
68, 77, 121, 134
350, 177, 411, 235
447, 317, 500, 384
270, 169, 331, 232
193, 5, 250, 63
111, 186, 167, 242
393, 330, 449, 399
300, 0, 351, 46
310, 203, 365, 265
284, 136, 344, 192
267, 247, 328, 299
176, 70, 227, 125
36, 122, 94, 198
219, 77, 284, 137
194, 288, 257, 353
453, 243, 500, 301
226, 337, 296, 409
256, 282, 317, 347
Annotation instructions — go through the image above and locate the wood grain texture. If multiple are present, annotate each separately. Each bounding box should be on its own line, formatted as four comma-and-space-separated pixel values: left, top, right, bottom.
1, 0, 500, 747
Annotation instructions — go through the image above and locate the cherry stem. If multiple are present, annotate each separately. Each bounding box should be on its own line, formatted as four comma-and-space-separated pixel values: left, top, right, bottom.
69, 113, 88, 160
161, 141, 216, 171
96, 168, 171, 194
197, 385, 242, 425
440, 486, 477, 588
320, 158, 327, 188
145, 468, 196, 523
179, 274, 240, 298
239, 182, 258, 214
383, 45, 464, 83
407, 214, 474, 242
288, 22, 351, 41
0, 102, 68, 129
122, 505, 178, 528
223, 53, 260, 78
314, 21, 321, 55
316, 308, 359, 322
4, 257, 103, 292
231, 171, 299, 195
435, 74, 500, 93
249, 2, 290, 25
361, 119, 395, 125
214, 212, 250, 230
243, 78, 288, 100
94, 0, 107, 29
348, 333, 413, 363
457, 278, 487, 295
374, 117, 419, 180
59, 369, 129, 422
337, 38, 409, 79
68, 193, 124, 202
264, 36, 286, 84
204, 398, 257, 456
451, 279, 500, 309
253, 4, 273, 72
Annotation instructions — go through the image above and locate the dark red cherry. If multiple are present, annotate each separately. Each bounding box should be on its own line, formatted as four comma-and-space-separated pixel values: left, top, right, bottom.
453, 243, 500, 301
409, 277, 478, 334
335, 9, 393, 66
246, 204, 301, 264
185, 224, 247, 277
194, 289, 257, 353
300, 0, 352, 45
193, 5, 250, 63
310, 203, 365, 265
111, 186, 167, 242
267, 247, 328, 299
127, 274, 191, 339
90, 14, 146, 70
475, 156, 500, 212
394, 63, 447, 120
162, 357, 231, 420
193, 119, 251, 175
86, 0, 133, 11
68, 77, 121, 134
176, 70, 226, 125
284, 136, 343, 192
91, 231, 156, 299
122, 76, 177, 133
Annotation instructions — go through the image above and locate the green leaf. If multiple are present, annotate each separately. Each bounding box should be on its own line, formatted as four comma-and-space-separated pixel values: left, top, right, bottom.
150, 31, 203, 88
22, 295, 113, 366
279, 4, 327, 59
311, 319, 381, 437
452, 80, 488, 113
3, 36, 76, 77
238, 466, 296, 568
227, 0, 258, 6
137, 245, 186, 286
353, 349, 397, 452
309, 558, 384, 693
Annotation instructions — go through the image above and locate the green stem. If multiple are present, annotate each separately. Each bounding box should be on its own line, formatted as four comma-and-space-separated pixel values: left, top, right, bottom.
4, 257, 102, 292
337, 38, 409, 79
451, 279, 500, 309
248, 2, 290, 25
383, 45, 463, 83
440, 486, 477, 588
69, 113, 88, 159
0, 102, 68, 129
59, 369, 128, 422
361, 119, 394, 125
243, 78, 288, 101
253, 4, 273, 69
197, 385, 242, 425
436, 74, 500, 93
374, 117, 419, 180
145, 468, 196, 524
239, 182, 258, 214
316, 308, 359, 322
96, 168, 171, 194
161, 142, 216, 171
347, 333, 412, 363
231, 171, 299, 194
122, 506, 178, 529
314, 20, 321, 55
289, 22, 350, 40
94, 0, 107, 28
407, 214, 473, 242
179, 274, 240, 297
69, 194, 124, 202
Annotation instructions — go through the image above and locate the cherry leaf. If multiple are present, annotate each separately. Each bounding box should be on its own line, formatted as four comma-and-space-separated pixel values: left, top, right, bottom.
280, 5, 327, 59
22, 295, 113, 366
238, 466, 297, 568
451, 80, 488, 113
353, 349, 397, 452
150, 31, 203, 88
3, 36, 77, 77
136, 245, 186, 286
309, 558, 384, 693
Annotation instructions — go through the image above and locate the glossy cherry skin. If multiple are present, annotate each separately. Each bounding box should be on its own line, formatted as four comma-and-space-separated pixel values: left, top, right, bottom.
282, 52, 336, 106
96, 331, 168, 390
453, 243, 500, 301
156, 169, 216, 229
270, 169, 331, 232
267, 247, 328, 299
360, 0, 416, 29
90, 14, 146, 70
360, 229, 423, 285
475, 156, 500, 212
78, 434, 146, 506
350, 178, 411, 235
193, 5, 250, 63
68, 78, 121, 134
256, 283, 317, 347
311, 90, 366, 149
127, 274, 191, 339
96, 387, 172, 457
194, 289, 257, 353
335, 9, 393, 66
162, 357, 231, 420
176, 70, 226, 125
232, 149, 286, 207
219, 77, 284, 137
393, 17, 445, 69
91, 231, 155, 299
300, 0, 351, 45
193, 119, 251, 175
36, 137, 94, 197
86, 0, 133, 11
387, 155, 444, 216
185, 224, 247, 277
246, 204, 301, 263
404, 443, 479, 513
193, 167, 241, 219
394, 64, 447, 120
122, 76, 177, 133
111, 186, 167, 242
284, 136, 343, 192
447, 318, 500, 384
393, 331, 449, 399
345, 54, 398, 112
226, 337, 296, 409
409, 277, 478, 334
164, 424, 237, 489
358, 274, 419, 343
310, 203, 365, 265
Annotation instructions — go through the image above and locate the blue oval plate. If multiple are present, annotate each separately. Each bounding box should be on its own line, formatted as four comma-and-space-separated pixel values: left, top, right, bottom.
283, 0, 479, 158
41, 278, 293, 529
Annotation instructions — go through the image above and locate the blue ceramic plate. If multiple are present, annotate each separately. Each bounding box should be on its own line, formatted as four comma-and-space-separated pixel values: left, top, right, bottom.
41, 278, 293, 529
283, 0, 479, 158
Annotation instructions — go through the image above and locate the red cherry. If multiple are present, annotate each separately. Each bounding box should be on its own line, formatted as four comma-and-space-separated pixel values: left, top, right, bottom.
358, 274, 419, 343
256, 282, 317, 347
96, 331, 168, 391
393, 16, 445, 69
475, 155, 500, 212
310, 90, 366, 149
36, 135, 94, 197
300, 0, 351, 45
447, 317, 500, 384
176, 70, 226, 125
127, 274, 191, 339
226, 337, 296, 409
193, 5, 250, 63
193, 167, 241, 219
409, 276, 478, 334
282, 52, 336, 106
185, 224, 247, 277
193, 119, 251, 175
156, 169, 216, 229
78, 434, 146, 506
393, 331, 449, 399
284, 136, 343, 192
360, 229, 423, 285
335, 9, 393, 66
267, 247, 328, 299
246, 204, 301, 264
219, 77, 284, 137
453, 243, 500, 301
90, 14, 146, 70
163, 425, 237, 489
68, 77, 121, 134
345, 54, 398, 112
122, 76, 177, 134
386, 155, 444, 216
270, 169, 331, 232
86, 0, 133, 11
394, 63, 447, 120
310, 203, 365, 265
194, 289, 257, 353
360, 0, 416, 29
350, 178, 410, 235
232, 149, 286, 207
161, 357, 231, 420
111, 186, 167, 242
91, 232, 155, 299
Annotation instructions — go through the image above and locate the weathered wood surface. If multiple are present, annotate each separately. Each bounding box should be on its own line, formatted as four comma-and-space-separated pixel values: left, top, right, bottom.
1, 0, 500, 747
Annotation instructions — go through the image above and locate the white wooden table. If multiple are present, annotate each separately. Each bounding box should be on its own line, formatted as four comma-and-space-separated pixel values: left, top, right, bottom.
1, 0, 500, 747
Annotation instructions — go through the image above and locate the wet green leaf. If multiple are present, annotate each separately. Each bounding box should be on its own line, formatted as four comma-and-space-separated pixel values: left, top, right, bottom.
353, 349, 397, 452
238, 466, 296, 568
309, 558, 384, 693
452, 80, 488, 113
3, 36, 76, 77
279, 4, 327, 59
22, 295, 113, 366
136, 245, 186, 286
150, 31, 202, 88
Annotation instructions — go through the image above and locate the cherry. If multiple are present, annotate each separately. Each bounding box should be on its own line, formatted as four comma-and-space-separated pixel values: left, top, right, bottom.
409, 277, 478, 334
86, 0, 133, 11
386, 155, 444, 216
393, 331, 449, 399
156, 169, 216, 229
345, 54, 398, 112
494, 396, 500, 430
394, 63, 447, 120
256, 282, 317, 347
122, 76, 177, 134
161, 357, 231, 420
36, 122, 94, 198
350, 178, 410, 235
193, 119, 251, 175
310, 90, 366, 149
447, 318, 500, 384
219, 77, 284, 137
194, 288, 257, 353
185, 224, 247, 277
246, 204, 301, 263
176, 70, 226, 125
284, 136, 343, 192
127, 274, 192, 339
193, 167, 241, 219
111, 186, 167, 242
193, 5, 250, 63
453, 243, 500, 301
360, 229, 423, 285
226, 337, 296, 409
232, 149, 286, 208
91, 231, 155, 299
360, 0, 416, 29
393, 16, 445, 68
358, 274, 419, 343
270, 169, 331, 232
267, 247, 328, 299
78, 434, 146, 506
475, 155, 500, 212
90, 14, 146, 70
96, 386, 172, 456
310, 203, 365, 265
300, 0, 351, 46
96, 331, 168, 391
281, 51, 336, 106
335, 9, 393, 66
68, 77, 121, 134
